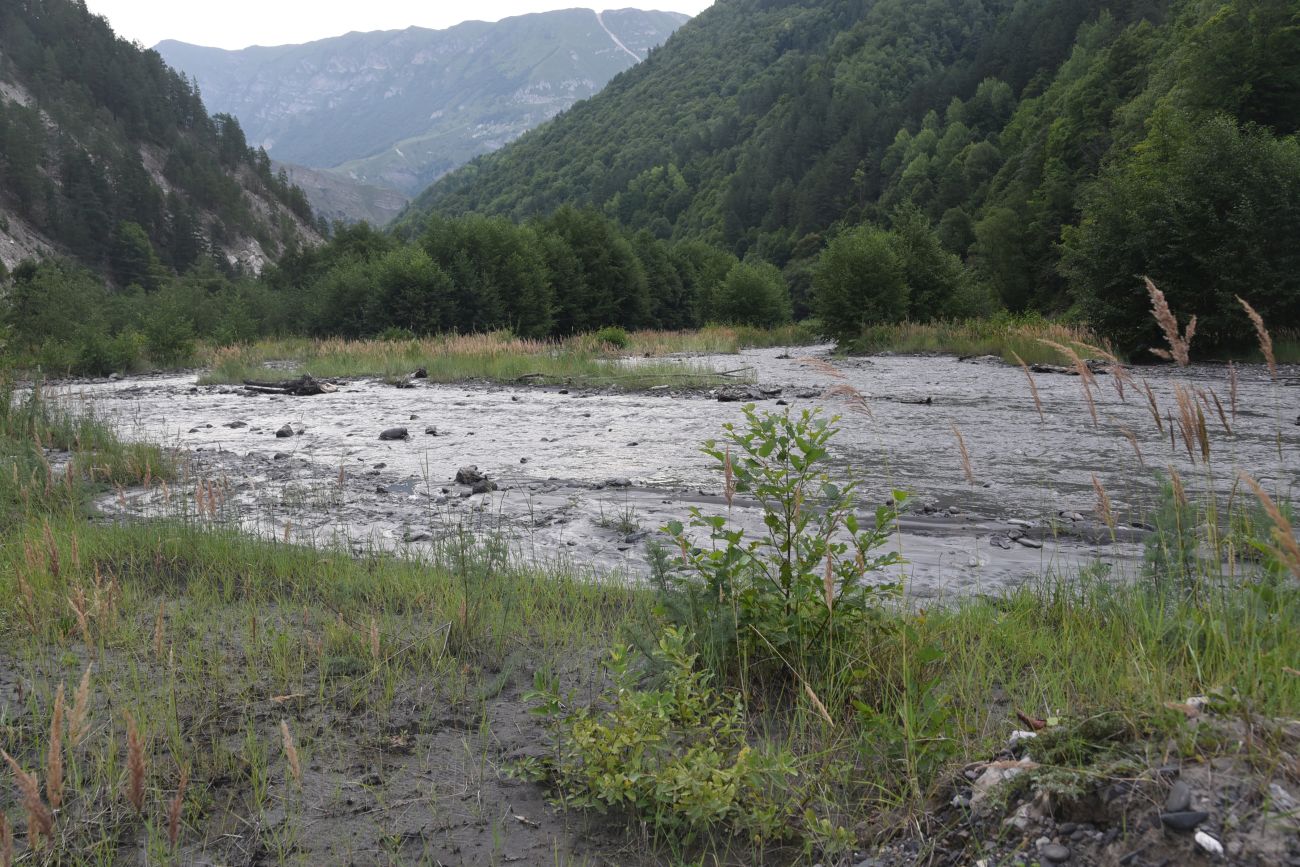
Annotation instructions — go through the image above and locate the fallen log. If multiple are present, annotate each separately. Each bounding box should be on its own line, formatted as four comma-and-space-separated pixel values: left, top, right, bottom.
243, 374, 336, 396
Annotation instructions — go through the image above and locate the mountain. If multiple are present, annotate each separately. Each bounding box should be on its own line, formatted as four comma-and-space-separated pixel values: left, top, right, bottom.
402, 0, 1300, 345
0, 0, 319, 279
155, 8, 689, 222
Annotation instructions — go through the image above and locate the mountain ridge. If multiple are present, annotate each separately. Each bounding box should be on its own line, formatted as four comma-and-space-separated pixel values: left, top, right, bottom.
155, 8, 689, 221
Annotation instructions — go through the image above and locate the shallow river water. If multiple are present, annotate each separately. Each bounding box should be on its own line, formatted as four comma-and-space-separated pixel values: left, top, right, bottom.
65, 347, 1298, 598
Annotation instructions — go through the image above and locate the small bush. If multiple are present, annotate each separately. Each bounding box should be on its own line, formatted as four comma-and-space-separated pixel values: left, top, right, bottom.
664, 405, 905, 679
524, 627, 804, 845
593, 325, 630, 349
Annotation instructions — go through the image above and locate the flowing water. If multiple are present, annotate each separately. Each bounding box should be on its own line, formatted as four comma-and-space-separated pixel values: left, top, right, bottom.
66, 347, 1298, 598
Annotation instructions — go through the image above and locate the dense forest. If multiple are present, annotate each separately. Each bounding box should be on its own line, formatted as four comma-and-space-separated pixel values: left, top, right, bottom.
406, 0, 1300, 353
0, 0, 319, 280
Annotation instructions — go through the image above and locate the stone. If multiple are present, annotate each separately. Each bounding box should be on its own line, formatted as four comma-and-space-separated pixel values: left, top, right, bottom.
1015, 536, 1043, 549
1160, 811, 1209, 831
275, 424, 293, 438
273, 452, 289, 460
378, 427, 409, 441
1040, 843, 1070, 863
1165, 780, 1193, 813
605, 477, 632, 488
224, 421, 247, 428
425, 426, 438, 435
471, 479, 498, 495
455, 466, 486, 485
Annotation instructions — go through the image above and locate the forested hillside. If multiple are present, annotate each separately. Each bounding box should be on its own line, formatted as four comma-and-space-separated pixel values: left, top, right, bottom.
0, 0, 320, 280
408, 0, 1300, 352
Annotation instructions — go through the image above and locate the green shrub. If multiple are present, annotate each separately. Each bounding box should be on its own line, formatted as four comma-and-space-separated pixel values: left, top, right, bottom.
523, 627, 803, 845
593, 325, 630, 349
664, 405, 905, 680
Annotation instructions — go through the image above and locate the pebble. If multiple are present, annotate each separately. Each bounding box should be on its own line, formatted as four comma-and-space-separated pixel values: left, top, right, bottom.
425, 426, 437, 435
275, 423, 293, 438
1165, 780, 1193, 813
1040, 843, 1070, 863
1014, 536, 1043, 549
1160, 810, 1209, 831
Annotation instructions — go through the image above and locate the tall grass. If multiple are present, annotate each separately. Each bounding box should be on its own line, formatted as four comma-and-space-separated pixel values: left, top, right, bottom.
849, 317, 1113, 364
193, 325, 819, 388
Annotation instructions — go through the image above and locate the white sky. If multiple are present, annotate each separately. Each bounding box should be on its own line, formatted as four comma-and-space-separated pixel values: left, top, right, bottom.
83, 1, 711, 50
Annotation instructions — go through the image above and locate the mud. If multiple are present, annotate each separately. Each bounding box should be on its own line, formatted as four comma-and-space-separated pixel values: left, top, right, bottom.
66, 348, 1299, 597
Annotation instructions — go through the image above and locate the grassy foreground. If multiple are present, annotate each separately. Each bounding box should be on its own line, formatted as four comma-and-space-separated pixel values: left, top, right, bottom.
2, 373, 1297, 864
196, 325, 817, 389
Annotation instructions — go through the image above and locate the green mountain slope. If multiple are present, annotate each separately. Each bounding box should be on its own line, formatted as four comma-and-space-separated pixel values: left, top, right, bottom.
155, 8, 689, 207
405, 0, 1300, 348
0, 0, 319, 279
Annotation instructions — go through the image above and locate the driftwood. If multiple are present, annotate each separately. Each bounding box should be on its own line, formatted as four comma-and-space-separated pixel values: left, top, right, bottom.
243, 374, 336, 396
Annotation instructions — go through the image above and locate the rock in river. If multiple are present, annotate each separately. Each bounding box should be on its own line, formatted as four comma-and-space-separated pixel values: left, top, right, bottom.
456, 466, 486, 485
274, 424, 293, 438
378, 427, 409, 441
471, 479, 498, 494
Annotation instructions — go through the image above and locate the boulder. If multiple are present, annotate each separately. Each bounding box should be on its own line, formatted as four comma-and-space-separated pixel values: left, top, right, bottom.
378, 427, 409, 441
456, 466, 486, 485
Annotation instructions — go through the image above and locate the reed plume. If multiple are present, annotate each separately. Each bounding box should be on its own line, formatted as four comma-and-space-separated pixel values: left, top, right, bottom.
2, 750, 53, 849
1037, 339, 1098, 424
68, 664, 92, 746
1092, 475, 1116, 532
167, 764, 188, 850
153, 600, 165, 658
1236, 296, 1276, 379
1227, 362, 1239, 421
47, 685, 64, 810
1240, 474, 1300, 579
1145, 277, 1195, 366
125, 712, 146, 812
1, 810, 12, 867
1009, 351, 1045, 422
823, 553, 835, 614
280, 720, 302, 787
950, 423, 975, 484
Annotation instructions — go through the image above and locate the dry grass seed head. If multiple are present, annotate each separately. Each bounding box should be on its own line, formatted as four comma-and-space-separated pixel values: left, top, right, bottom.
950, 423, 975, 485
1236, 296, 1276, 379
1118, 427, 1146, 467
47, 685, 64, 811
1, 810, 12, 867
281, 720, 302, 787
125, 712, 146, 812
1227, 362, 1239, 421
820, 382, 873, 418
68, 664, 92, 747
1145, 277, 1195, 366
2, 749, 53, 849
1168, 466, 1187, 509
1037, 339, 1098, 424
823, 553, 835, 614
1239, 474, 1300, 579
1092, 475, 1116, 531
168, 764, 188, 850
1009, 350, 1045, 422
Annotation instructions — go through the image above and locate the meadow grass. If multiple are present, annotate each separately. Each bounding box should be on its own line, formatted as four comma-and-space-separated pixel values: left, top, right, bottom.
194, 325, 819, 389
847, 317, 1114, 365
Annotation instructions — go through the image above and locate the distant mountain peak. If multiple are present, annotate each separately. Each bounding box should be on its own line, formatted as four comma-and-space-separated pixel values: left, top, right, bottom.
155, 8, 689, 223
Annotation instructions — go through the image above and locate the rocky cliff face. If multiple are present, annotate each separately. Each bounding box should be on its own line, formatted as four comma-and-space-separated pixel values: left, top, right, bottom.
157, 8, 688, 222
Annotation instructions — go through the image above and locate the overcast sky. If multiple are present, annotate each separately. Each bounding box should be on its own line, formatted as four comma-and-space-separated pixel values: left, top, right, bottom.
83, 1, 713, 50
